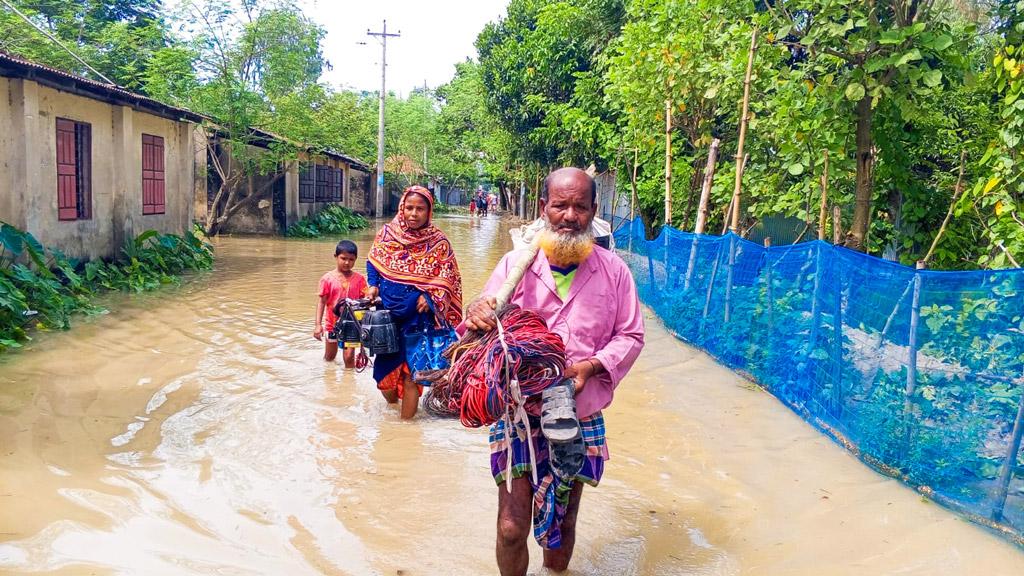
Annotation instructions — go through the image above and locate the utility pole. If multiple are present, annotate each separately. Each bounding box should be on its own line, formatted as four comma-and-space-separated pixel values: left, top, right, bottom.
367, 20, 400, 217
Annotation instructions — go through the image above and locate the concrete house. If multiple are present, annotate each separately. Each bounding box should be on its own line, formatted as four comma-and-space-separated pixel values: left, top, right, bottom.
0, 51, 206, 260
208, 129, 373, 235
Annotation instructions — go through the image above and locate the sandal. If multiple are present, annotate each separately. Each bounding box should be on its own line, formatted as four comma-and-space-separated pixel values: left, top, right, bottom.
541, 379, 585, 479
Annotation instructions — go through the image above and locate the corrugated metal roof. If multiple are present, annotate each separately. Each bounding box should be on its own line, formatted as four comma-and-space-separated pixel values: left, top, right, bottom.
0, 50, 206, 123
0, 51, 371, 171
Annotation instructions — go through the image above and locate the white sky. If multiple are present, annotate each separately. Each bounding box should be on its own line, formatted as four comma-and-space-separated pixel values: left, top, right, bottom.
298, 0, 510, 94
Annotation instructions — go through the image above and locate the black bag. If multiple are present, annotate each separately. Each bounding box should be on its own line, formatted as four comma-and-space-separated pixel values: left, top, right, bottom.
360, 309, 400, 356
329, 302, 363, 347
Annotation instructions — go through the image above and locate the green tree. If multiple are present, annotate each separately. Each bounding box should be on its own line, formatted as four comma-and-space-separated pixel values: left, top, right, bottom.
0, 0, 180, 92
174, 0, 327, 234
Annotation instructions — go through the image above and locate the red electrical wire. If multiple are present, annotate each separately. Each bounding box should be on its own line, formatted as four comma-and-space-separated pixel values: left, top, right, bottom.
422, 305, 566, 427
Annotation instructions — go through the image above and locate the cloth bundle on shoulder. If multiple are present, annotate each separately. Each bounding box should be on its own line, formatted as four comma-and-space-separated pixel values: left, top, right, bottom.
422, 304, 566, 427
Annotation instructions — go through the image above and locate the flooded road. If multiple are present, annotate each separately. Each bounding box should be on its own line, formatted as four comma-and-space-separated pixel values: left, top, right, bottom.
1, 215, 1023, 575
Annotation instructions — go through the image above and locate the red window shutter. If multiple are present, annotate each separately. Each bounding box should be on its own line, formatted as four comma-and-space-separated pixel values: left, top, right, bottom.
142, 134, 165, 215
56, 118, 78, 221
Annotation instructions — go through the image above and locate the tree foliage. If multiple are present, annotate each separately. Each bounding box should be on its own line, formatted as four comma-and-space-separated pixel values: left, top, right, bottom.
0, 0, 176, 92
472, 0, 1023, 269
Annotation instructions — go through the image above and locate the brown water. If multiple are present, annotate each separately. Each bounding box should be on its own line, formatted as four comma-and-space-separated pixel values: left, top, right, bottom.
1, 215, 1022, 576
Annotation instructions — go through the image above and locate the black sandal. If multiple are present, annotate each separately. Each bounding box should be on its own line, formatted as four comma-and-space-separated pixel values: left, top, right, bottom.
541, 379, 585, 479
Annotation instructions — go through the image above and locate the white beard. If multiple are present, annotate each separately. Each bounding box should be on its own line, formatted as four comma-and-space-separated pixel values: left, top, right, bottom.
538, 221, 595, 266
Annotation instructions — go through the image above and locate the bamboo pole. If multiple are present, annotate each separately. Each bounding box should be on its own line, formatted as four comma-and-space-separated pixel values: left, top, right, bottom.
730, 28, 758, 234
992, 373, 1024, 522
833, 205, 842, 245
764, 237, 774, 328
534, 171, 542, 220
684, 138, 721, 291
665, 99, 673, 226
630, 147, 638, 220
900, 261, 926, 464
724, 235, 738, 323
694, 138, 720, 234
610, 165, 620, 231
808, 243, 824, 376
921, 151, 966, 267
700, 240, 724, 334
495, 242, 540, 311
818, 150, 830, 241
831, 255, 844, 416
723, 154, 748, 234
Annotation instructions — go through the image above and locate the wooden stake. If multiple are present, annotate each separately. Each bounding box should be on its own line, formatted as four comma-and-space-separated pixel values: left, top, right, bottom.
630, 146, 639, 221
684, 138, 721, 291
724, 235, 738, 323
723, 154, 748, 234
665, 99, 673, 226
730, 28, 758, 234
901, 260, 926, 464
764, 237, 774, 327
818, 149, 829, 241
695, 138, 720, 234
833, 204, 842, 245
992, 372, 1024, 522
534, 171, 541, 219
921, 151, 966, 267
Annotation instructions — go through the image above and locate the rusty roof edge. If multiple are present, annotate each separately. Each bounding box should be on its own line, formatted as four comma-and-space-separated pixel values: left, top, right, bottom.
0, 51, 207, 123
0, 51, 371, 170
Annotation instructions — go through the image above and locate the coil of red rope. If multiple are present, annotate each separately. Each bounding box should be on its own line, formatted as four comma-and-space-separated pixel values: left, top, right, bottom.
422, 304, 565, 427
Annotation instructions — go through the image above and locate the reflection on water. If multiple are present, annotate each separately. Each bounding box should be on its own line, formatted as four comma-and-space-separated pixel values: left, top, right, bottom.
1, 214, 1022, 575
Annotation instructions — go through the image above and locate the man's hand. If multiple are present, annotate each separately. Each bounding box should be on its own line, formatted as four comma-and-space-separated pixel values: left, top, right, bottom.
564, 358, 601, 393
313, 326, 323, 341
464, 296, 498, 331
416, 294, 430, 314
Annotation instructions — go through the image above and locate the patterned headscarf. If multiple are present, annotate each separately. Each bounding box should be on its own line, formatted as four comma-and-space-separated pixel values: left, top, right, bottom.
367, 186, 463, 325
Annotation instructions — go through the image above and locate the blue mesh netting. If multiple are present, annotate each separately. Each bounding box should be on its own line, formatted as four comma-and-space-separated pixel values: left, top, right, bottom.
614, 218, 1024, 544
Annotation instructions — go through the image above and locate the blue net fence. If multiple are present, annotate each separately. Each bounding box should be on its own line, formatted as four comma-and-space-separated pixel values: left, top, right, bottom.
613, 218, 1024, 545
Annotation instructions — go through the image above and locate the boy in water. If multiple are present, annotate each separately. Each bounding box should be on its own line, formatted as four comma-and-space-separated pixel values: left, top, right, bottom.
314, 240, 368, 367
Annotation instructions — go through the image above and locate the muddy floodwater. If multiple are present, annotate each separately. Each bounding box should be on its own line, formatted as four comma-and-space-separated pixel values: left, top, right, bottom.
1, 215, 1023, 576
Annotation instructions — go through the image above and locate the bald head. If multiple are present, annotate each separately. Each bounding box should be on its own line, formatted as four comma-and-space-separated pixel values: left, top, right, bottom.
540, 167, 597, 239
541, 167, 597, 205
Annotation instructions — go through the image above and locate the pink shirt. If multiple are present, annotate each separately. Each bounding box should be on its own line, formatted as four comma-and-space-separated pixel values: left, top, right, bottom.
478, 246, 645, 418
319, 271, 368, 329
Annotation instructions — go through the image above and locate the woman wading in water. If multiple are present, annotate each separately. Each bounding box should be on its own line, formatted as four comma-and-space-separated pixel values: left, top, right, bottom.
365, 185, 463, 419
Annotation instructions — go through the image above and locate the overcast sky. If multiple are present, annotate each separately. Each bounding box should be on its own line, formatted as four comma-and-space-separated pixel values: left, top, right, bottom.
298, 0, 510, 94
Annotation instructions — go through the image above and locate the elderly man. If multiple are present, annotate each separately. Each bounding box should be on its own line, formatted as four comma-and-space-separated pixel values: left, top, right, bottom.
464, 167, 645, 575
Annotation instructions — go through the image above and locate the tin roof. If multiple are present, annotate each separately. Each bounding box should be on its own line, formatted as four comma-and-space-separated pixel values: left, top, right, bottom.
0, 50, 206, 123
0, 51, 371, 170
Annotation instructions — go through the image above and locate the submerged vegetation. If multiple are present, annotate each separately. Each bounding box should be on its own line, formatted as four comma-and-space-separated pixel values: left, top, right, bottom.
284, 205, 369, 238
0, 223, 214, 352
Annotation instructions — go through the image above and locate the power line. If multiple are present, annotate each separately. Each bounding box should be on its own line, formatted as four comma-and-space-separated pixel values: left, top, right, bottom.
0, 0, 117, 86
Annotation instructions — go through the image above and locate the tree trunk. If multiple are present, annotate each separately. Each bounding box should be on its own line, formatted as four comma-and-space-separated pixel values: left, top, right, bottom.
848, 95, 874, 252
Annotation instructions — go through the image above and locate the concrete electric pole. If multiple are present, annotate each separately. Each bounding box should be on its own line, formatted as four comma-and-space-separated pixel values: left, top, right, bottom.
367, 20, 400, 217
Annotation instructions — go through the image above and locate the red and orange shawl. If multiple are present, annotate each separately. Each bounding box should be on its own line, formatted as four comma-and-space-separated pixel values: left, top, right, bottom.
367, 186, 464, 325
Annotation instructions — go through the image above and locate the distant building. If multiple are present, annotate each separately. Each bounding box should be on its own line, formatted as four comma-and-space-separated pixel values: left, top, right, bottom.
0, 50, 374, 255
0, 51, 206, 260
207, 128, 373, 235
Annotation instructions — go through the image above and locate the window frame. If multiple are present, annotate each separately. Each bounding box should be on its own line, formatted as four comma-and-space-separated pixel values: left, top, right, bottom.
56, 117, 92, 221
141, 133, 166, 215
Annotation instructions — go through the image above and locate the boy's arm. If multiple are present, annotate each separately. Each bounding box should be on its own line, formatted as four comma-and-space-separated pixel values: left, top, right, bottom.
314, 295, 327, 340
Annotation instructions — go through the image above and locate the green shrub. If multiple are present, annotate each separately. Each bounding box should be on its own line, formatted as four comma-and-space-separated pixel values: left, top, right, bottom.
285, 205, 369, 238
0, 222, 214, 352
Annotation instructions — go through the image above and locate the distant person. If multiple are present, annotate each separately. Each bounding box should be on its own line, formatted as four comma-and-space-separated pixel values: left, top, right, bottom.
314, 240, 368, 367
477, 192, 489, 217
365, 185, 463, 419
469, 191, 477, 216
